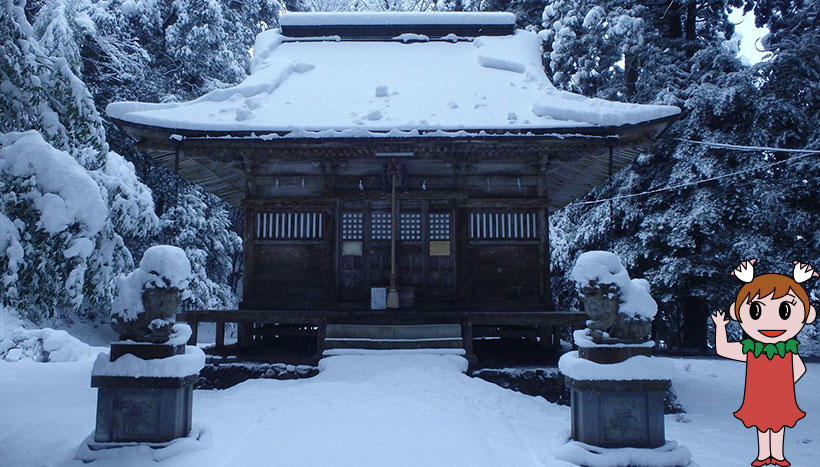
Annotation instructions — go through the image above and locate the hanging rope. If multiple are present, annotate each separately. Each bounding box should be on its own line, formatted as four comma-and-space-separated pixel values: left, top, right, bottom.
568, 140, 819, 207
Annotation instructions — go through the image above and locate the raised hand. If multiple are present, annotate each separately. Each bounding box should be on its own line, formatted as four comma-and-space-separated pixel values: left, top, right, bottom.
730, 258, 756, 283
792, 261, 819, 284
711, 310, 729, 328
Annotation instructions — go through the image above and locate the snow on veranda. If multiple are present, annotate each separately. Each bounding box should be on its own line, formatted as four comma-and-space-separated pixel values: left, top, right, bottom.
105, 19, 681, 134
1, 345, 819, 467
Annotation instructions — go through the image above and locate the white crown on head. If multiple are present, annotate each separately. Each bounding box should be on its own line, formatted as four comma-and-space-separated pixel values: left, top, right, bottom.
731, 259, 756, 283
793, 261, 819, 284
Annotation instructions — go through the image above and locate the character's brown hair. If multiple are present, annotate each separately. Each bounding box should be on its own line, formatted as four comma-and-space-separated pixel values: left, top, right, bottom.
734, 273, 811, 322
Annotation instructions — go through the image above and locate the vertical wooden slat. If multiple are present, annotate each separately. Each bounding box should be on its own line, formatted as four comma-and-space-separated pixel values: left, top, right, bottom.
256, 212, 261, 239
526, 213, 532, 238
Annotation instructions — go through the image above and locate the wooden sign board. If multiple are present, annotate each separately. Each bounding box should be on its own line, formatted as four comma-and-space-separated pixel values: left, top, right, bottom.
429, 240, 451, 256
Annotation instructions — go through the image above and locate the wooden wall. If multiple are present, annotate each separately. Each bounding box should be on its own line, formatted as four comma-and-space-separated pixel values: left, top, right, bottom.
241, 149, 553, 311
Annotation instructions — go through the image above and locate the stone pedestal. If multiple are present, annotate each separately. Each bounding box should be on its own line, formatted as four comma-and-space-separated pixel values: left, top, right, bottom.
90, 339, 202, 445
567, 377, 670, 448
91, 374, 197, 443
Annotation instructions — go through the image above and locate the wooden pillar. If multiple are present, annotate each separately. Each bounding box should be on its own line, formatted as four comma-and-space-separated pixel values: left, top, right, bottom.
215, 319, 225, 349
241, 202, 256, 306
187, 316, 198, 346
461, 319, 474, 355
238, 321, 252, 347
333, 199, 341, 304
544, 207, 554, 311
538, 325, 551, 348
552, 324, 562, 348
314, 316, 327, 363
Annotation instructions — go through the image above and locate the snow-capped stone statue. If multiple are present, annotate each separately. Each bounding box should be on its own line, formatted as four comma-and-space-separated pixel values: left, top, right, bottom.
110, 245, 191, 343
571, 251, 656, 344
555, 251, 688, 465
83, 245, 205, 459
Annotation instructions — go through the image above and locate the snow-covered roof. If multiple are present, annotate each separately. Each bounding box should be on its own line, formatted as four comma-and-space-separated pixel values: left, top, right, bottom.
106, 16, 679, 137
278, 11, 516, 26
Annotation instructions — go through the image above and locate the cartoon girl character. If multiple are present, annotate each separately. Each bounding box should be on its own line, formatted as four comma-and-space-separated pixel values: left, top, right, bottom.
712, 260, 817, 466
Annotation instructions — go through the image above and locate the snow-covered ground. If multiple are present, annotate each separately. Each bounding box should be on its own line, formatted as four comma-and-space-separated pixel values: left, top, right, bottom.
1, 349, 818, 466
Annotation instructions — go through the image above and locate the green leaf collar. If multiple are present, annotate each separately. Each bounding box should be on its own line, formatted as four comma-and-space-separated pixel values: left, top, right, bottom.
741, 338, 799, 359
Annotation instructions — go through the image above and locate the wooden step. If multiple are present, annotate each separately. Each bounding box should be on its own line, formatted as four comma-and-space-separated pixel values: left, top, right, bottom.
323, 337, 464, 350
322, 324, 464, 352
325, 324, 461, 340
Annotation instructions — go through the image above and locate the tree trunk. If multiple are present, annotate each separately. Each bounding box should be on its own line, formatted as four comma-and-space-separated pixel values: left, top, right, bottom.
684, 0, 697, 57
624, 53, 638, 100
682, 297, 708, 350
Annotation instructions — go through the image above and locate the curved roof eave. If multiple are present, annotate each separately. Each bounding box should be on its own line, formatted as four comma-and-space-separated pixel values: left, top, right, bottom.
112, 113, 679, 152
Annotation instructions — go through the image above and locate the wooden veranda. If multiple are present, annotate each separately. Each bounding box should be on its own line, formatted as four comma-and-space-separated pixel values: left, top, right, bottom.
180, 309, 587, 358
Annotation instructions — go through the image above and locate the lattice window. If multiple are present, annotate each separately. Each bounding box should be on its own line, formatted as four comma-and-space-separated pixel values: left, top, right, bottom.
469, 212, 537, 240
341, 212, 363, 240
256, 212, 323, 240
370, 212, 392, 240
400, 213, 421, 241
429, 213, 451, 241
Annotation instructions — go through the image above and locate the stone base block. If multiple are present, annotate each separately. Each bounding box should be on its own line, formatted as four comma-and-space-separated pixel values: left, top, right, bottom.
75, 425, 211, 463
553, 435, 691, 467
568, 378, 670, 449
92, 375, 197, 443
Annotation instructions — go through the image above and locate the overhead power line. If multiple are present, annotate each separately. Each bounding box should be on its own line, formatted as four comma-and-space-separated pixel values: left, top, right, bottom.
671, 138, 820, 154
569, 139, 819, 207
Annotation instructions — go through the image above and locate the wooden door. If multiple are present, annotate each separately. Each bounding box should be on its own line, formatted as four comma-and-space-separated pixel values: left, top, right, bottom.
337, 203, 456, 308
339, 210, 367, 303
367, 208, 392, 288
424, 210, 455, 303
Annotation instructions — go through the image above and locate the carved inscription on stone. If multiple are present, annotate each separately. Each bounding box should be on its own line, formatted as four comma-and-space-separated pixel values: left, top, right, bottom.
602, 394, 644, 443
111, 392, 159, 440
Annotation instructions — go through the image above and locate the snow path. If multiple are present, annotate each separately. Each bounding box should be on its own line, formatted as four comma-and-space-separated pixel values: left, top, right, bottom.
1, 351, 818, 466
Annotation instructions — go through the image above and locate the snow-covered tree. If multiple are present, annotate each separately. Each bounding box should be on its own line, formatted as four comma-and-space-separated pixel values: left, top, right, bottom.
540, 0, 650, 99
545, 0, 819, 351
156, 183, 242, 311
1, 0, 157, 321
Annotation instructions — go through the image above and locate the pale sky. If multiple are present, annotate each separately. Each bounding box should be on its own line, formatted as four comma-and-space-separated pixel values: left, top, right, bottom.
728, 7, 770, 65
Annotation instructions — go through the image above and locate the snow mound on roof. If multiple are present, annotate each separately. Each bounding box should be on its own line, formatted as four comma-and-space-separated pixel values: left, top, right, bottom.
111, 245, 191, 322
533, 90, 679, 127
571, 250, 658, 319
0, 131, 106, 236
279, 11, 516, 26
474, 31, 547, 77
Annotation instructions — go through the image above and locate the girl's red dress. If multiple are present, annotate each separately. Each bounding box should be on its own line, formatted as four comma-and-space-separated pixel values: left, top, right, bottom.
734, 352, 805, 431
